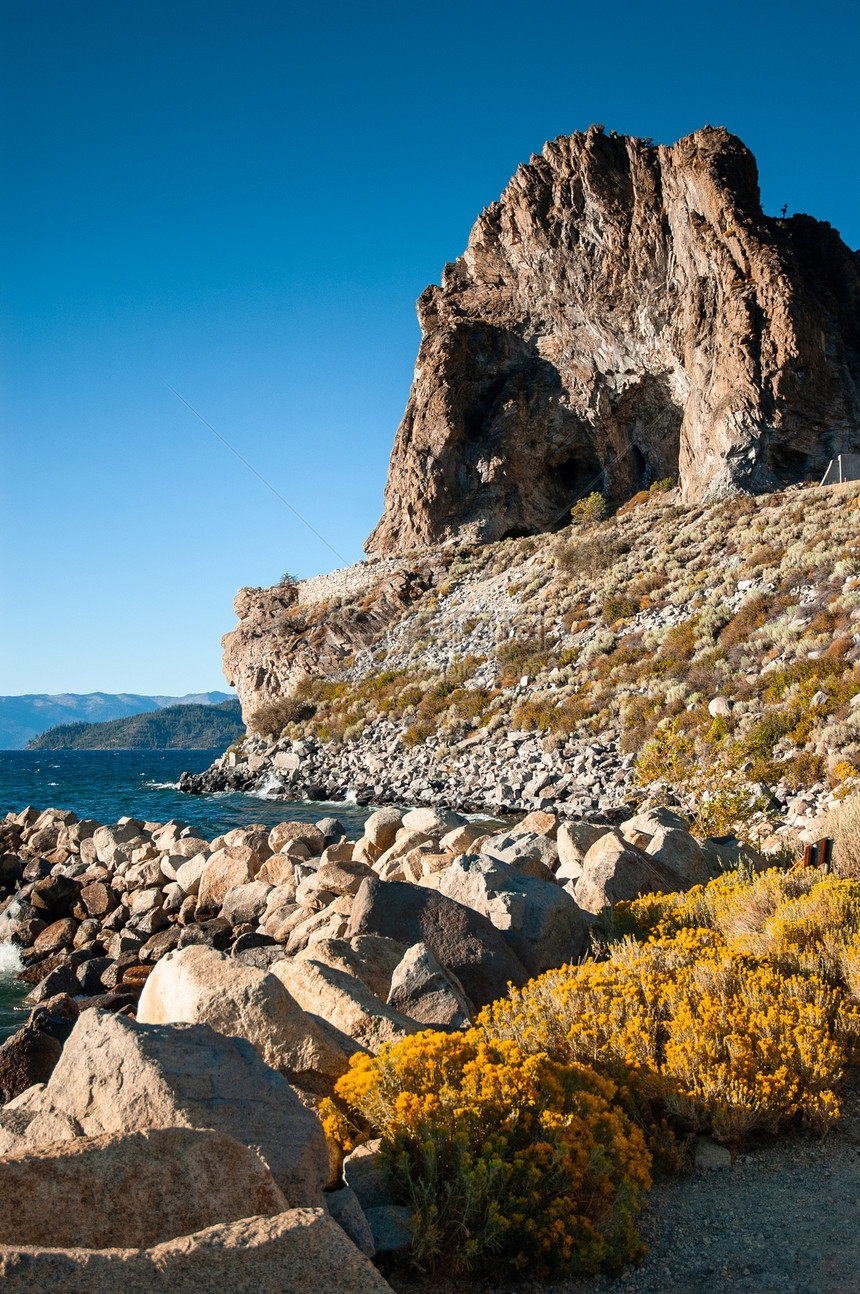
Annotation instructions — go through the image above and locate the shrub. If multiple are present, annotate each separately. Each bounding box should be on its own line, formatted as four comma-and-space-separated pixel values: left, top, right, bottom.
480, 888, 860, 1142
635, 718, 765, 836
603, 594, 640, 624
326, 1030, 651, 1278
247, 695, 315, 736
570, 492, 607, 527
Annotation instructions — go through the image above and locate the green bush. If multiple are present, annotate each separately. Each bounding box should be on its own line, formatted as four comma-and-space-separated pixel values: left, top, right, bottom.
570, 492, 607, 527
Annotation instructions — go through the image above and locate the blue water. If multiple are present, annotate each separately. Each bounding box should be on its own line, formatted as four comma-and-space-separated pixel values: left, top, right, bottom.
0, 749, 377, 840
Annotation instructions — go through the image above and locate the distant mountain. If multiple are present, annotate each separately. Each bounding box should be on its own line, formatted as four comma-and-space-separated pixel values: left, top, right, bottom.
0, 691, 234, 749
27, 699, 244, 751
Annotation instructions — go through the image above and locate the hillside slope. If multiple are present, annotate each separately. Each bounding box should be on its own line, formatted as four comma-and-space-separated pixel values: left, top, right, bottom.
187, 481, 860, 842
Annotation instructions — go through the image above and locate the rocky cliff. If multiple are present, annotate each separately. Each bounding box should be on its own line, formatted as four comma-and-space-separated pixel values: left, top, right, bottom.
366, 126, 860, 553
222, 562, 441, 722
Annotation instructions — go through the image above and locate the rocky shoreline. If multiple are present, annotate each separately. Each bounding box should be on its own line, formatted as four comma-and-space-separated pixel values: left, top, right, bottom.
0, 794, 768, 1287
178, 714, 850, 847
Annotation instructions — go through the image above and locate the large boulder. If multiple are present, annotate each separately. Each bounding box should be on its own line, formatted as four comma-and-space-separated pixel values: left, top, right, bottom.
386, 943, 473, 1028
294, 936, 406, 1002
0, 1207, 395, 1294
480, 830, 558, 878
0, 1128, 286, 1249
348, 877, 527, 1008
269, 821, 326, 856
196, 848, 257, 916
0, 1082, 83, 1157
556, 822, 607, 883
574, 830, 686, 915
14, 1010, 330, 1204
401, 807, 465, 838
439, 854, 591, 976
645, 827, 708, 886
272, 959, 418, 1053
137, 945, 351, 1093
361, 808, 403, 850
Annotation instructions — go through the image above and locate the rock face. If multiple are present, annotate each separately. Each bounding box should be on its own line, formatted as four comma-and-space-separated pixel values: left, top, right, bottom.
223, 567, 437, 723
0, 1208, 395, 1294
14, 1010, 330, 1205
366, 125, 860, 553
0, 1128, 287, 1249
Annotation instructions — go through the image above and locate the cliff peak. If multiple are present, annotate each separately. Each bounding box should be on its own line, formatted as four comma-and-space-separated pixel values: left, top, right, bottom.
366, 126, 860, 554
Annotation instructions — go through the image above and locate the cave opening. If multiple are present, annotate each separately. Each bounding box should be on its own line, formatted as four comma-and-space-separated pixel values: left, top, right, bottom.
770, 446, 813, 485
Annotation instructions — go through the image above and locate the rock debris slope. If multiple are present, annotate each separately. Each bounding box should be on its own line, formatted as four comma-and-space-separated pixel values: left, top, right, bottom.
366, 125, 860, 553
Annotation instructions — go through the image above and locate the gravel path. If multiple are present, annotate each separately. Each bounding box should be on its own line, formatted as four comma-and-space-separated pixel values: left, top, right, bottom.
386, 1088, 860, 1294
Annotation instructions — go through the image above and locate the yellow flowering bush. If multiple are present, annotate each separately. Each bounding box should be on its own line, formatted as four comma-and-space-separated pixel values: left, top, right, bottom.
480, 871, 860, 1141
329, 1029, 651, 1277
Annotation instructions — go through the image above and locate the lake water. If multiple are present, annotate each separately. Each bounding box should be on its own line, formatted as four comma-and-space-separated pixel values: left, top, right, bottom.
0, 748, 386, 1039
0, 749, 378, 839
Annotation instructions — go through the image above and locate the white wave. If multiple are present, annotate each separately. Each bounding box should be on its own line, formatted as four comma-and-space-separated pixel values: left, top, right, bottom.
250, 772, 285, 799
145, 780, 181, 790
0, 943, 24, 976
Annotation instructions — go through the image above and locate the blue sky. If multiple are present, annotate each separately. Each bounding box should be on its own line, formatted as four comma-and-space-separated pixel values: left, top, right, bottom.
2, 0, 858, 694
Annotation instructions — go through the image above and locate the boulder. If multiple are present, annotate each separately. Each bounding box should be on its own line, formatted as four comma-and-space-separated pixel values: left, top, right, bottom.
32, 918, 78, 956
80, 881, 118, 919
347, 878, 527, 1008
439, 854, 590, 976
645, 827, 708, 885
317, 861, 374, 896
29, 875, 80, 915
0, 1026, 62, 1102
511, 809, 558, 838
269, 822, 326, 856
387, 942, 473, 1028
574, 830, 686, 915
0, 1128, 287, 1249
0, 1082, 84, 1157
372, 831, 434, 874
174, 854, 209, 896
352, 837, 383, 867
137, 945, 352, 1094
295, 936, 406, 1002
623, 806, 692, 836
365, 1205, 412, 1254
272, 958, 418, 1053
221, 881, 273, 927
24, 963, 80, 1005
556, 821, 607, 882
316, 817, 347, 846
0, 1207, 396, 1293
29, 1010, 330, 1204
326, 1185, 375, 1257
257, 854, 299, 888
480, 830, 558, 878
438, 822, 488, 853
361, 808, 403, 850
343, 1139, 394, 1210
196, 848, 257, 916
401, 807, 465, 838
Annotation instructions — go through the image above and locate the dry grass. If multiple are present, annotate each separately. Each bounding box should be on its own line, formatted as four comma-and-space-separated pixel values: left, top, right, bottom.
813, 794, 860, 879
